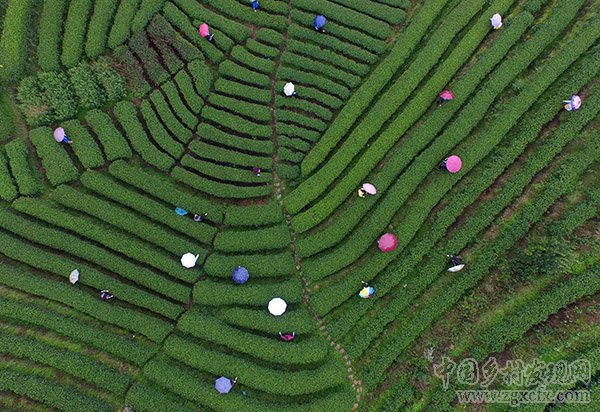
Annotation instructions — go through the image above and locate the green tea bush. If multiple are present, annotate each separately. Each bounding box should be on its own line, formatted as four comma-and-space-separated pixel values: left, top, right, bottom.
0, 0, 35, 80
16, 76, 51, 126
246, 39, 280, 59
193, 278, 302, 306
67, 62, 106, 110
29, 127, 79, 185
187, 59, 212, 98
61, 119, 105, 168
231, 47, 275, 75
161, 82, 198, 129
0, 334, 130, 395
221, 307, 316, 334
329, 0, 405, 25
215, 224, 291, 252
202, 0, 287, 30
278, 110, 327, 131
91, 56, 127, 102
108, 0, 140, 49
0, 369, 113, 412
208, 94, 272, 123
219, 60, 271, 88
201, 106, 272, 138
287, 39, 369, 76
4, 139, 42, 196
126, 382, 194, 412
131, 0, 165, 33
204, 250, 294, 279
149, 91, 193, 142
61, 0, 93, 67
174, 71, 204, 113
275, 96, 332, 121
280, 66, 350, 99
85, 109, 132, 160
0, 260, 173, 342
0, 298, 153, 365
37, 0, 67, 72
147, 15, 202, 64
113, 101, 175, 171
188, 140, 271, 169
85, 0, 118, 59
129, 32, 169, 85
0, 151, 17, 201
38, 71, 78, 121
177, 311, 328, 365
139, 100, 185, 158
225, 199, 283, 226
198, 123, 274, 154
214, 79, 272, 104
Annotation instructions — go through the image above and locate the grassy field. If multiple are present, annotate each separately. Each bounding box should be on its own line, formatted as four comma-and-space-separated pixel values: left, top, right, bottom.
0, 0, 598, 411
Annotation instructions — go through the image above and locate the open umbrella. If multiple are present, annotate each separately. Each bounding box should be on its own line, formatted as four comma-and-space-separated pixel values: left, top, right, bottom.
378, 233, 398, 252
284, 82, 295, 96
359, 286, 374, 299
232, 266, 250, 284
445, 155, 462, 173
175, 207, 188, 216
570, 95, 581, 110
215, 377, 233, 394
438, 90, 454, 101
314, 15, 326, 30
199, 23, 210, 38
181, 253, 199, 268
447, 264, 465, 272
490, 13, 502, 29
53, 127, 66, 142
362, 183, 377, 195
268, 297, 287, 316
69, 269, 79, 284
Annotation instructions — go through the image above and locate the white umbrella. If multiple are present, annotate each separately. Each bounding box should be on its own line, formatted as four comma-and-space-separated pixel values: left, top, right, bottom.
181, 253, 199, 268
490, 13, 502, 29
268, 297, 287, 316
447, 264, 465, 272
69, 269, 79, 284
284, 82, 295, 96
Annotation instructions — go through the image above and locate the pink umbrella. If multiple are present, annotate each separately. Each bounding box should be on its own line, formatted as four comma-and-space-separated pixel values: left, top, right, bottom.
362, 183, 377, 195
570, 95, 581, 110
445, 155, 462, 173
53, 127, 66, 142
199, 23, 210, 38
378, 233, 398, 253
438, 90, 454, 101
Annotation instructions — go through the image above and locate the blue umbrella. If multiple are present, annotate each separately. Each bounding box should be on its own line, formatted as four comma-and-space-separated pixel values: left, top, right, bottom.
314, 15, 326, 30
232, 266, 250, 284
175, 207, 188, 216
215, 377, 233, 394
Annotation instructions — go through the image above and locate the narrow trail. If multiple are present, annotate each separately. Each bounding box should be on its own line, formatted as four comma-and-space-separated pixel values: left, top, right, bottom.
268, 2, 364, 410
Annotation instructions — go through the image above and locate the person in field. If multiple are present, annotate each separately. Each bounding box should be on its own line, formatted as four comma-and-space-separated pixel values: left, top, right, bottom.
193, 213, 208, 222
279, 331, 296, 341
99, 290, 113, 301
252, 166, 261, 177
447, 254, 462, 266
252, 0, 259, 12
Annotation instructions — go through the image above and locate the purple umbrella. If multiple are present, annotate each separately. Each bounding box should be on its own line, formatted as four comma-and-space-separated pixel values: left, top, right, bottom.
215, 377, 233, 394
53, 127, 66, 142
232, 266, 250, 284
362, 183, 377, 195
571, 95, 581, 110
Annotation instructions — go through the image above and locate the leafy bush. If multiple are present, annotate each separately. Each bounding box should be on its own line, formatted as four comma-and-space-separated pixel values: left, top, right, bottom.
187, 59, 212, 98
108, 0, 140, 49
16, 76, 52, 126
85, 0, 118, 59
61, 119, 105, 168
29, 127, 80, 185
37, 0, 68, 72
193, 278, 302, 306
113, 101, 175, 171
214, 79, 271, 104
0, 0, 35, 80
0, 298, 153, 365
4, 139, 42, 196
174, 70, 204, 113
110, 46, 151, 96
161, 82, 198, 129
149, 91, 193, 142
139, 100, 185, 157
38, 71, 78, 121
85, 109, 132, 160
61, 0, 93, 67
198, 122, 274, 154
204, 250, 294, 279
0, 150, 17, 201
131, 0, 165, 33
91, 56, 127, 102
67, 62, 106, 110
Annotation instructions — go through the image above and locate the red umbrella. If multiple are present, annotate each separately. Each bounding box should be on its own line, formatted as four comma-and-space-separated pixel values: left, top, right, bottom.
378, 233, 398, 252
199, 23, 210, 38
438, 90, 454, 101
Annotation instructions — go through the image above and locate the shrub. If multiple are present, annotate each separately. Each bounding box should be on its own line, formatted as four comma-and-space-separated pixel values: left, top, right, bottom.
129, 32, 169, 85
0, 258, 173, 342
61, 0, 93, 67
0, 150, 17, 201
204, 250, 294, 279
0, 298, 153, 365
174, 70, 204, 113
85, 0, 118, 59
85, 109, 132, 160
113, 101, 175, 171
131, 0, 165, 33
187, 59, 212, 98
208, 94, 272, 123
149, 91, 193, 142
67, 62, 106, 110
0, 369, 113, 412
139, 100, 185, 158
110, 46, 151, 96
197, 123, 274, 155
246, 39, 280, 59
4, 139, 42, 196
214, 78, 271, 104
61, 119, 105, 168
108, 0, 140, 49
16, 76, 52, 126
188, 140, 271, 169
214, 224, 291, 252
287, 38, 369, 76
193, 278, 302, 307
91, 56, 127, 102
201, 106, 273, 138
80, 169, 216, 244
147, 14, 202, 64
224, 199, 284, 226
37, 0, 68, 72
0, 0, 35, 81
29, 127, 80, 185
161, 82, 198, 129
231, 47, 275, 75
38, 71, 78, 121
